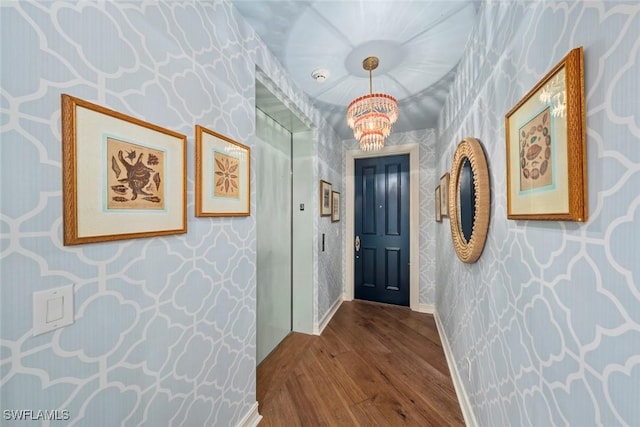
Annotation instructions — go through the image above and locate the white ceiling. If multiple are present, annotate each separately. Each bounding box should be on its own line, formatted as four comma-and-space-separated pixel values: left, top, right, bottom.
231, 0, 480, 139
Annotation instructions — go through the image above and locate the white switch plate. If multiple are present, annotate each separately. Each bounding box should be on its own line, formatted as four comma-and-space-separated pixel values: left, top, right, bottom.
33, 285, 74, 336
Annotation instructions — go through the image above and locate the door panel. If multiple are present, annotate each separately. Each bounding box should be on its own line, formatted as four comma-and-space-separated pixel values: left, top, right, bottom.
362, 165, 377, 235
355, 154, 410, 306
256, 110, 291, 364
385, 163, 401, 236
385, 248, 401, 291
362, 247, 377, 287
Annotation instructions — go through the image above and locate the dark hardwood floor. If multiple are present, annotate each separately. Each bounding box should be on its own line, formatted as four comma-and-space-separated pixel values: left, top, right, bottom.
257, 300, 465, 426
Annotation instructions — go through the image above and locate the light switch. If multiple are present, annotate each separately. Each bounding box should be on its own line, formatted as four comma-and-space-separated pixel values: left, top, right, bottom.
33, 285, 74, 336
46, 296, 64, 323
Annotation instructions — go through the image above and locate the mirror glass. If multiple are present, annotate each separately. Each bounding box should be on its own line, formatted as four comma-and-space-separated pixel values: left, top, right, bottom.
448, 137, 490, 264
458, 158, 476, 242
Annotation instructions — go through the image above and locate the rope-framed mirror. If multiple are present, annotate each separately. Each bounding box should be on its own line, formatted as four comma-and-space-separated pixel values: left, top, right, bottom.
448, 137, 491, 263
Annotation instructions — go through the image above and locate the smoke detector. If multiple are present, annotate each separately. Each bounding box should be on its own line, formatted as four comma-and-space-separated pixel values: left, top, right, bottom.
311, 68, 330, 83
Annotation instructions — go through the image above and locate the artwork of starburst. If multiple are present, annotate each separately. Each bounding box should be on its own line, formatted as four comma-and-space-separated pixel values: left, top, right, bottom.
213, 152, 240, 198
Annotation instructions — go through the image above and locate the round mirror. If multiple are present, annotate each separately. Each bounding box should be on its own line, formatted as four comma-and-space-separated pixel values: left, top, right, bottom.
448, 137, 490, 263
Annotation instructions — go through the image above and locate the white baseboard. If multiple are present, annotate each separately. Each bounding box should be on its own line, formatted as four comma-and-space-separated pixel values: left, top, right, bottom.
433, 310, 478, 427
236, 402, 262, 427
416, 303, 435, 314
313, 295, 343, 335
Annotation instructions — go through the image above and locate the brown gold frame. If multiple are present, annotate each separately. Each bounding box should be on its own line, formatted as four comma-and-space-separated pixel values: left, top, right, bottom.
61, 94, 187, 245
439, 172, 450, 217
449, 137, 490, 263
195, 125, 250, 217
505, 47, 587, 221
331, 191, 340, 222
435, 185, 442, 223
320, 180, 332, 216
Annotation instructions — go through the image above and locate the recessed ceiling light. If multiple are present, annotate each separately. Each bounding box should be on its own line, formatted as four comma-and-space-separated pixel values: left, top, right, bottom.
311, 68, 330, 83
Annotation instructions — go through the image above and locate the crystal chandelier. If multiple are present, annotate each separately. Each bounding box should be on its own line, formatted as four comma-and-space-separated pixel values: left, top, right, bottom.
346, 56, 398, 152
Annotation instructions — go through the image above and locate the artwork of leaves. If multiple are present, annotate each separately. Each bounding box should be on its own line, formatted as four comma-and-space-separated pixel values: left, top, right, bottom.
213, 151, 240, 198
107, 137, 165, 210
519, 107, 553, 192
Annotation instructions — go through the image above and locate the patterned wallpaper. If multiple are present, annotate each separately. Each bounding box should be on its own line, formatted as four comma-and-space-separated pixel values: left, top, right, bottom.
0, 1, 342, 425
317, 127, 345, 321
437, 1, 640, 426
344, 129, 437, 307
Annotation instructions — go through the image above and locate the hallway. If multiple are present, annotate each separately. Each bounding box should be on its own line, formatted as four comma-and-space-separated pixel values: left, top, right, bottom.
257, 301, 465, 426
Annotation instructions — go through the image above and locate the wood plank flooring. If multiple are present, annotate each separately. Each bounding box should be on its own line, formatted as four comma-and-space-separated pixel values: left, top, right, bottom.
257, 300, 465, 426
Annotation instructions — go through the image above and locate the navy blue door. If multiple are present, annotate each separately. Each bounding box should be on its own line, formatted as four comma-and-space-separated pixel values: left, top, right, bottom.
354, 154, 410, 306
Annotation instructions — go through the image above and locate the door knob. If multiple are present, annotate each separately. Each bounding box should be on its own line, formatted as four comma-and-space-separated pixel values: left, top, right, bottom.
355, 235, 360, 252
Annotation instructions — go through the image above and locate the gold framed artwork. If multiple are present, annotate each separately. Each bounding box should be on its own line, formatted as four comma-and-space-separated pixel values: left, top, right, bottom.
439, 172, 450, 217
435, 185, 442, 223
320, 180, 332, 216
331, 191, 340, 222
505, 46, 587, 221
61, 94, 187, 245
195, 125, 250, 217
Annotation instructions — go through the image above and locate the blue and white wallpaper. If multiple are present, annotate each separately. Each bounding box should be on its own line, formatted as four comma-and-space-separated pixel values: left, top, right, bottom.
317, 124, 345, 323
437, 1, 640, 426
0, 1, 341, 425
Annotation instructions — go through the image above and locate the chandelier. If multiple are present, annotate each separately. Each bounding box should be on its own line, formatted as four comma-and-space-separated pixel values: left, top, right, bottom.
346, 56, 398, 152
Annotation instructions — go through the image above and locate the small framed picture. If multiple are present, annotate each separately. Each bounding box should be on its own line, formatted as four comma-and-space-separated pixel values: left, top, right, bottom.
320, 180, 332, 216
435, 185, 442, 223
61, 94, 187, 245
331, 191, 340, 222
440, 172, 450, 217
195, 125, 250, 217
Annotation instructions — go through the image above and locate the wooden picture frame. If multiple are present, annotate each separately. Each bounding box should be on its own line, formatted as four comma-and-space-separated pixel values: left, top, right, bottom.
505, 46, 587, 221
440, 172, 450, 217
195, 125, 250, 217
435, 185, 442, 223
320, 180, 332, 216
331, 191, 340, 222
61, 94, 187, 245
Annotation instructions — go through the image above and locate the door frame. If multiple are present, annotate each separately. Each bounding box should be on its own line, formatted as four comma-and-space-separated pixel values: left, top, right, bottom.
344, 143, 419, 311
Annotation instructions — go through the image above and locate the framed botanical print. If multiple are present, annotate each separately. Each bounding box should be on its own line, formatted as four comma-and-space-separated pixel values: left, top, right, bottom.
435, 185, 442, 223
440, 172, 450, 217
61, 94, 187, 245
195, 125, 250, 217
331, 191, 340, 222
320, 180, 332, 216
